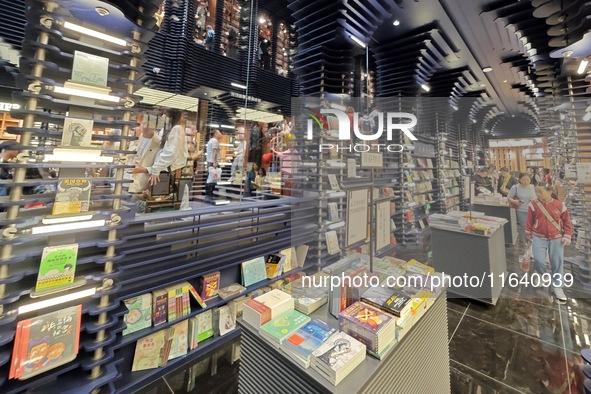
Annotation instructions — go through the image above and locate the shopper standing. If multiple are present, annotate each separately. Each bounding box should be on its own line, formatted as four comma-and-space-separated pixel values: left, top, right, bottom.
530, 167, 541, 186
497, 166, 517, 196
525, 182, 573, 302
542, 168, 552, 184
508, 173, 537, 246
204, 25, 215, 50
205, 129, 223, 198
473, 167, 494, 195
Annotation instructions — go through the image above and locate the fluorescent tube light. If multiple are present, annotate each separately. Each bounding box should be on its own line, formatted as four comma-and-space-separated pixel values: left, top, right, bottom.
207, 123, 220, 128
420, 84, 431, 92
220, 124, 235, 129
44, 153, 113, 163
31, 219, 106, 235
63, 21, 127, 46
231, 82, 248, 90
18, 287, 96, 314
53, 86, 120, 102
42, 214, 94, 225
577, 58, 589, 75
350, 35, 366, 48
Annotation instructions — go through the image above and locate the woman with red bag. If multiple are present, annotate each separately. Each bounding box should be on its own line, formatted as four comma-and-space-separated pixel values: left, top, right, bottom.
525, 182, 573, 302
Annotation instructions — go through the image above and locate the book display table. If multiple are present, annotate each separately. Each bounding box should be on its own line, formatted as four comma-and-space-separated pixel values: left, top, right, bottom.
430, 225, 507, 305
473, 202, 518, 245
238, 296, 450, 394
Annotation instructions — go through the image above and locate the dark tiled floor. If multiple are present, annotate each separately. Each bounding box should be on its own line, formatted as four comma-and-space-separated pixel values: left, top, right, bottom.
139, 234, 591, 393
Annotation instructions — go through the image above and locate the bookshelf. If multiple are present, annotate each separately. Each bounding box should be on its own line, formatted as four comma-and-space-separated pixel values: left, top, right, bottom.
220, 0, 241, 57
0, 112, 21, 140
435, 123, 462, 214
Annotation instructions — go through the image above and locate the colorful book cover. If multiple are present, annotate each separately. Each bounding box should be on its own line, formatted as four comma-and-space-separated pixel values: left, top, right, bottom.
196, 310, 214, 342
339, 302, 394, 335
152, 289, 168, 326
61, 117, 94, 147
35, 244, 78, 292
217, 305, 236, 337
284, 318, 337, 359
10, 305, 82, 380
186, 282, 207, 308
311, 332, 366, 373
218, 283, 247, 300
280, 248, 294, 272
52, 178, 91, 215
260, 310, 311, 344
241, 257, 267, 287
402, 259, 435, 275
122, 293, 152, 336
131, 330, 167, 372
188, 317, 199, 350
265, 254, 285, 279
230, 295, 251, 320
381, 289, 411, 318
199, 272, 220, 300
164, 285, 178, 322
168, 320, 189, 360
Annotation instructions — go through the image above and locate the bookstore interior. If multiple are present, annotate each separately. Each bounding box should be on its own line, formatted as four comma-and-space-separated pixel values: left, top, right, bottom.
0, 0, 591, 393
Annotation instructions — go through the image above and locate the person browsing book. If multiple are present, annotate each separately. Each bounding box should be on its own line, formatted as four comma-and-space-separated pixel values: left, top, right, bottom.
205, 129, 223, 197
525, 182, 573, 302
508, 173, 537, 248
134, 110, 189, 187
473, 167, 494, 195
497, 167, 517, 196
129, 118, 162, 193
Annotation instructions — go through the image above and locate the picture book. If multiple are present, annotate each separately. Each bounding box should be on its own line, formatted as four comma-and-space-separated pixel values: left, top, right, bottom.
131, 329, 167, 372
164, 285, 179, 322
152, 289, 168, 326
199, 271, 220, 300
260, 310, 311, 346
339, 302, 395, 334
265, 254, 285, 279
311, 331, 366, 375
122, 293, 152, 336
186, 282, 207, 308
241, 257, 267, 287
9, 305, 82, 380
328, 202, 339, 222
325, 230, 340, 255
61, 117, 94, 147
168, 320, 188, 360
283, 318, 337, 362
35, 243, 78, 292
215, 305, 236, 337
230, 295, 251, 320
196, 310, 214, 342
52, 178, 91, 215
280, 248, 294, 272
218, 283, 247, 300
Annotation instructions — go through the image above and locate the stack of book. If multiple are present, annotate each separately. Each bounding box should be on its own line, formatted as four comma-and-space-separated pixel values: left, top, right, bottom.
360, 287, 412, 322
259, 309, 311, 348
152, 282, 192, 325
311, 332, 366, 385
338, 301, 397, 359
242, 289, 294, 327
282, 318, 337, 368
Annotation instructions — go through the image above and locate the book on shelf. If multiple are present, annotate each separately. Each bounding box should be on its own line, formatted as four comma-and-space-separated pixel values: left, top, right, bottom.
327, 202, 339, 222
61, 117, 94, 147
241, 257, 267, 287
311, 332, 366, 385
122, 293, 153, 336
402, 259, 435, 276
218, 283, 247, 300
280, 248, 294, 272
338, 301, 397, 357
71, 50, 108, 87
52, 178, 91, 215
131, 329, 170, 371
186, 282, 207, 309
259, 309, 311, 347
327, 174, 340, 190
168, 320, 189, 361
265, 253, 285, 279
199, 271, 221, 300
195, 309, 214, 342
282, 318, 337, 368
35, 243, 78, 292
152, 289, 168, 326
242, 289, 294, 328
361, 287, 411, 319
214, 305, 236, 337
10, 305, 82, 380
325, 230, 340, 255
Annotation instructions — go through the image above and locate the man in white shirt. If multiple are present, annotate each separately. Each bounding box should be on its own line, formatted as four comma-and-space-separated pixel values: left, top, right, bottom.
128, 120, 161, 193
228, 127, 245, 182
205, 129, 223, 197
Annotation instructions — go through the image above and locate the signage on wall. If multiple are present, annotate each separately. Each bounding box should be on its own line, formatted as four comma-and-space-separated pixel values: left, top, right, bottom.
230, 92, 261, 103
0, 103, 20, 112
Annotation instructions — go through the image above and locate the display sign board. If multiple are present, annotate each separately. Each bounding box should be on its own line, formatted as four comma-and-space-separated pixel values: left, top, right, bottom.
347, 158, 357, 178
346, 188, 370, 247
576, 163, 591, 184
375, 201, 391, 252
360, 152, 383, 168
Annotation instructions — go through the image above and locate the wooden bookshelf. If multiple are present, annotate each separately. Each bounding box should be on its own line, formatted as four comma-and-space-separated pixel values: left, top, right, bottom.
0, 112, 22, 140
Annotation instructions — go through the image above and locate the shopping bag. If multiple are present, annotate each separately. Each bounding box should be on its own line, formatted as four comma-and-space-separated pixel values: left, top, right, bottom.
520, 242, 531, 272
207, 167, 222, 183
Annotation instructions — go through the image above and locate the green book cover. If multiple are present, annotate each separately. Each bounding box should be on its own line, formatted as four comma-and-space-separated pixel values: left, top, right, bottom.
260, 310, 311, 343
35, 244, 78, 292
196, 310, 214, 342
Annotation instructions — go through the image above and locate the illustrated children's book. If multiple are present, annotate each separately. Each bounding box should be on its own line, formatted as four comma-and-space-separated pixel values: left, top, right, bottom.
131, 329, 168, 372
122, 293, 152, 336
198, 271, 220, 300
259, 309, 310, 346
35, 244, 79, 292
283, 318, 337, 367
10, 305, 82, 380
241, 257, 267, 287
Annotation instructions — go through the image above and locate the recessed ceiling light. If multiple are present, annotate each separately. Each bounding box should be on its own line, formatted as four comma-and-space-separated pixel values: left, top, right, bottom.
562, 50, 574, 57
393, 20, 400, 26
95, 7, 109, 16
482, 67, 493, 73
203, 93, 207, 95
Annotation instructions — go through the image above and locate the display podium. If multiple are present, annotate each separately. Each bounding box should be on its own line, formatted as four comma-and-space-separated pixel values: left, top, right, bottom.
473, 202, 518, 245
431, 225, 507, 305
238, 296, 450, 394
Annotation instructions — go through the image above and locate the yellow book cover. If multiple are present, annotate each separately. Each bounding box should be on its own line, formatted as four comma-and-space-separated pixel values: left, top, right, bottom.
403, 259, 435, 275
52, 178, 91, 215
131, 330, 166, 372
